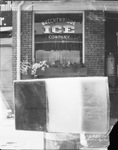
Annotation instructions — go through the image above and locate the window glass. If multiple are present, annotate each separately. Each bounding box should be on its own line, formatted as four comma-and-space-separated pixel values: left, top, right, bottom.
34, 13, 83, 66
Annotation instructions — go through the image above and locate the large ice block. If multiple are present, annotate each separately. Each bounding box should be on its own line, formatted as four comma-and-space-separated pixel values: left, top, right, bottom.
14, 77, 109, 134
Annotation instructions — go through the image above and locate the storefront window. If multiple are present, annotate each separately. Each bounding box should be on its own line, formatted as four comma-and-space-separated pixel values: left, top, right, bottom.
34, 13, 83, 66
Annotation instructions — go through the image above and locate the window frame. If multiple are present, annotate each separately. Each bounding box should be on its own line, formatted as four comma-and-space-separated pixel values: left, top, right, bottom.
32, 11, 85, 64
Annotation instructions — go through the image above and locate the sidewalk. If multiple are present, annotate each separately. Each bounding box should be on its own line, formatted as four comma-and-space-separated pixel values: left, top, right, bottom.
0, 118, 44, 149
0, 117, 117, 150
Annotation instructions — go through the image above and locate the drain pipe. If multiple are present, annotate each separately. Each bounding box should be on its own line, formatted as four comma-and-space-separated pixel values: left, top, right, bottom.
17, 1, 24, 80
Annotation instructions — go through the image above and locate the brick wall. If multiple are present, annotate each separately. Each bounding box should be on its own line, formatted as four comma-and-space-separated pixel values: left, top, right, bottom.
12, 11, 32, 80
21, 11, 32, 63
85, 10, 105, 76
11, 11, 17, 111
12, 11, 17, 81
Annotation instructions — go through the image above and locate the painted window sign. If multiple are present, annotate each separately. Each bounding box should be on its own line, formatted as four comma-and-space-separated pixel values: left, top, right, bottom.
42, 18, 75, 34
43, 25, 75, 34
0, 11, 12, 27
34, 13, 83, 66
35, 15, 82, 35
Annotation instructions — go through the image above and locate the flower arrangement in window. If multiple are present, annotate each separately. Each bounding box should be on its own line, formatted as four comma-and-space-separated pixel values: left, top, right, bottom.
31, 61, 49, 76
20, 59, 49, 78
20, 57, 85, 78
20, 60, 31, 75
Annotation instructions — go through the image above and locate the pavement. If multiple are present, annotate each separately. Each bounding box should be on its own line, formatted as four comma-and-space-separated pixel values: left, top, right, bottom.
0, 116, 117, 150
0, 117, 44, 149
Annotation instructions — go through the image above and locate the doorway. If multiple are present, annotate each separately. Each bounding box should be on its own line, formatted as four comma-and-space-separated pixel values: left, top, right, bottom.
105, 12, 118, 89
105, 12, 118, 118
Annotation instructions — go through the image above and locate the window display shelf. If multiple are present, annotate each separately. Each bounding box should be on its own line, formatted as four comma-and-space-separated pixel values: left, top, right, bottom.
21, 67, 87, 79
37, 67, 87, 78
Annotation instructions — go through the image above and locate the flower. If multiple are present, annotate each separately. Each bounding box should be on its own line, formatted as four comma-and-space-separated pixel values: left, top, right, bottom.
31, 61, 49, 76
20, 60, 49, 77
20, 60, 31, 75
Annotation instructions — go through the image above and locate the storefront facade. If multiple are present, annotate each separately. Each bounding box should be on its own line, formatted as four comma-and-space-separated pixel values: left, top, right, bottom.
12, 1, 118, 114
11, 1, 118, 149
12, 1, 106, 80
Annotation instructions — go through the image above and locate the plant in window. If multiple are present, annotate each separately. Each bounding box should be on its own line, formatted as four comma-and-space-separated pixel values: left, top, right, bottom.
31, 61, 49, 76
49, 60, 84, 69
20, 60, 31, 75
20, 59, 49, 77
20, 57, 85, 78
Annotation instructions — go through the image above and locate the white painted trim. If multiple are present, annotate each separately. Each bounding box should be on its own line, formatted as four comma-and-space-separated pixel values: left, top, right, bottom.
17, 1, 24, 80
82, 11, 85, 64
32, 12, 35, 63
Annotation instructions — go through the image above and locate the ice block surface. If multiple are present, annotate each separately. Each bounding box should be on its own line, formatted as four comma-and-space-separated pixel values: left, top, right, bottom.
14, 77, 109, 134
47, 77, 109, 134
81, 77, 109, 133
46, 78, 82, 133
14, 80, 47, 131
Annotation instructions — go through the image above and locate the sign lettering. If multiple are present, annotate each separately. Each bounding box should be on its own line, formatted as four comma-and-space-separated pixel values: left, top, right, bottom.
48, 35, 70, 40
43, 25, 75, 34
41, 18, 75, 26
